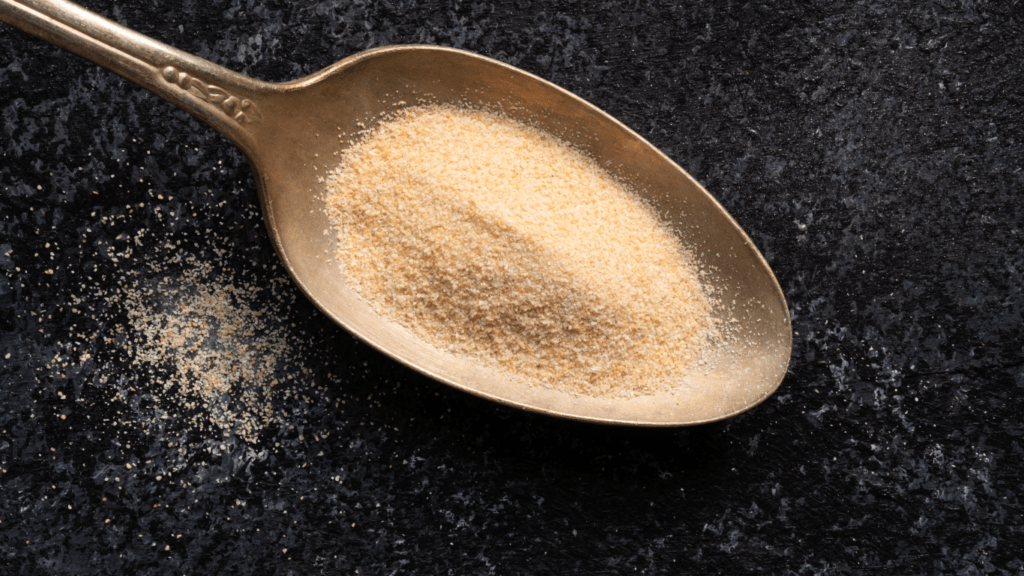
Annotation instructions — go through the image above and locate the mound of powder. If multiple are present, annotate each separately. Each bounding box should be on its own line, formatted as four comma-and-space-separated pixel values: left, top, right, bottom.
325, 105, 718, 396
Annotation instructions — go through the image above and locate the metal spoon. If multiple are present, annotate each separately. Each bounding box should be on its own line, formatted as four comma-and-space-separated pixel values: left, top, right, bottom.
1, 0, 791, 426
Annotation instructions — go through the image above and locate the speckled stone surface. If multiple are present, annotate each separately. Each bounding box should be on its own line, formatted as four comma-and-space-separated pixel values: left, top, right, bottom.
2, 1, 1023, 574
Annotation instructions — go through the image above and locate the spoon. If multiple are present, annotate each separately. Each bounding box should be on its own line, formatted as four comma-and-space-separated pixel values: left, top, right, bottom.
1, 0, 792, 426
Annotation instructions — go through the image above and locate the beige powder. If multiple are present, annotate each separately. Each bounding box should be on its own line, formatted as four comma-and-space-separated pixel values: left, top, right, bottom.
325, 105, 718, 396
121, 264, 288, 443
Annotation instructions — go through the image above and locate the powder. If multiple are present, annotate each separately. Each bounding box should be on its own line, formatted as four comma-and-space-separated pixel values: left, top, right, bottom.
325, 105, 718, 396
54, 245, 326, 449
119, 262, 295, 444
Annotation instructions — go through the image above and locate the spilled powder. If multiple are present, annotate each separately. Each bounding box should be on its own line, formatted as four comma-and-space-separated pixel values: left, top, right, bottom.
56, 245, 326, 448
119, 261, 299, 444
325, 105, 719, 396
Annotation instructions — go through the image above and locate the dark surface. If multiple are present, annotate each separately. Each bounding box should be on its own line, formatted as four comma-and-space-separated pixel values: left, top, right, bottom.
2, 0, 1023, 574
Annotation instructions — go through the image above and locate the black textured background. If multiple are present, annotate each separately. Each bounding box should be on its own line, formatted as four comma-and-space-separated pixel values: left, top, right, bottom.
2, 1, 1024, 574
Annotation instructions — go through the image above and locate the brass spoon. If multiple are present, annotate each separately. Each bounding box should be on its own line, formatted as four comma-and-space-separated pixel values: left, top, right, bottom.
1, 0, 792, 426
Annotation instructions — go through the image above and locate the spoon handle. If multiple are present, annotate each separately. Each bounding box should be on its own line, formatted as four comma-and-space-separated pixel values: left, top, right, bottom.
0, 0, 265, 151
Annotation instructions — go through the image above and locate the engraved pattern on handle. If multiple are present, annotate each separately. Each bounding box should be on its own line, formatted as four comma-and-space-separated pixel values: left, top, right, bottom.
161, 65, 263, 124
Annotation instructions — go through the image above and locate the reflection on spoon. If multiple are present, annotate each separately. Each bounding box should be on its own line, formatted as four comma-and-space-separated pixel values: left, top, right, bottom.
1, 0, 792, 426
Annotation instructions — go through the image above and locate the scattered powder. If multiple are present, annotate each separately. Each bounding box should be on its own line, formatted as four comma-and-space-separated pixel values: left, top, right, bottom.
119, 260, 299, 444
51, 241, 326, 449
325, 105, 719, 396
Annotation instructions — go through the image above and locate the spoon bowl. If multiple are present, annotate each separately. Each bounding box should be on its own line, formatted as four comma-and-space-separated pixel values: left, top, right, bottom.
2, 0, 792, 425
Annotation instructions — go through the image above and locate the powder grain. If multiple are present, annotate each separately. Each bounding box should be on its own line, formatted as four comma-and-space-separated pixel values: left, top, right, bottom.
325, 105, 718, 396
